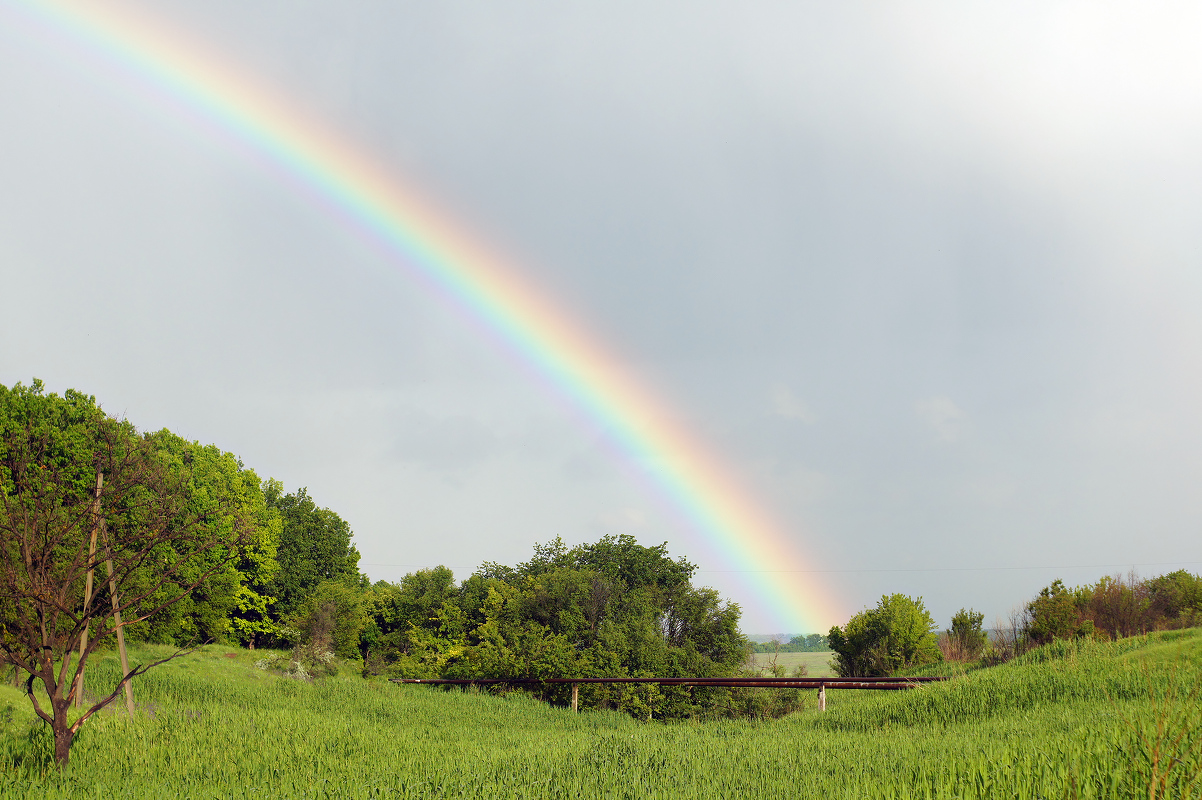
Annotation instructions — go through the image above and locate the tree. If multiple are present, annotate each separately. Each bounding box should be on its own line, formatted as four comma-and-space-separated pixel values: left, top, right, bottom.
0, 381, 255, 766
1147, 570, 1202, 624
946, 608, 987, 660
139, 431, 281, 647
292, 579, 366, 660
568, 534, 695, 599
828, 594, 941, 677
263, 484, 361, 622
1024, 579, 1087, 645
365, 537, 748, 719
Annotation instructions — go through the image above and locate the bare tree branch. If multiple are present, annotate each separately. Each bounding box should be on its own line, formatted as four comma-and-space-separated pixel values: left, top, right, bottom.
69, 645, 199, 733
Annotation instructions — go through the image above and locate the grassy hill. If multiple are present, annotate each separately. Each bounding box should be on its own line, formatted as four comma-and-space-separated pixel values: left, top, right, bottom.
0, 629, 1198, 798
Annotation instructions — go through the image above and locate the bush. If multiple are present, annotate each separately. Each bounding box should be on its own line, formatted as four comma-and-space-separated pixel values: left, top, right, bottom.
290, 580, 365, 659
939, 608, 988, 662
828, 594, 941, 677
1023, 572, 1202, 646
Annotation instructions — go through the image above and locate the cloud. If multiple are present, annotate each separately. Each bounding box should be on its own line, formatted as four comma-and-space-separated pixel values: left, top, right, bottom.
6, 0, 1202, 633
391, 413, 502, 471
598, 507, 650, 532
1075, 406, 1168, 451
771, 387, 816, 424
915, 396, 967, 442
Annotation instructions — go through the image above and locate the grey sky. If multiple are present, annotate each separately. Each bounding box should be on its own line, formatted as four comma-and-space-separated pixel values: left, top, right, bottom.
2, 0, 1201, 632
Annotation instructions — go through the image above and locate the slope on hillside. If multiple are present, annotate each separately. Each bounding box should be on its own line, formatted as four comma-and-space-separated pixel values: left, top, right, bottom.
0, 629, 1197, 799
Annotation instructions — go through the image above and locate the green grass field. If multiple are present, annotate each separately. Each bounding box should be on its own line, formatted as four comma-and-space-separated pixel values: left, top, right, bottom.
747, 650, 835, 677
1, 630, 1199, 798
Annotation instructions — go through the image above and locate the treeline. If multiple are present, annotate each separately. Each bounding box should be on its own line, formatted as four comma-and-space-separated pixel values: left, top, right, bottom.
749, 634, 828, 653
827, 572, 1202, 677
1018, 571, 1202, 647
2, 380, 775, 720
337, 536, 759, 719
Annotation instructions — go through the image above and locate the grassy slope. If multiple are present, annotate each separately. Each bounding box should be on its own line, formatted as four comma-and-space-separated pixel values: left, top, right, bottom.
0, 630, 1198, 799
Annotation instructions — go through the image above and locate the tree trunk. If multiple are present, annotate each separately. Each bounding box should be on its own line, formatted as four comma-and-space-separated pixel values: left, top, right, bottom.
52, 702, 74, 767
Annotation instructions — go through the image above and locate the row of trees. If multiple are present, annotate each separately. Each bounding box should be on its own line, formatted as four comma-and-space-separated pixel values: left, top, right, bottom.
12, 379, 1198, 759
750, 633, 829, 653
827, 570, 1202, 678
293, 536, 752, 720
1022, 571, 1202, 645
0, 383, 364, 653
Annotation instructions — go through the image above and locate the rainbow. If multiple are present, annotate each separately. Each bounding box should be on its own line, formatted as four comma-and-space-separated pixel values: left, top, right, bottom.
8, 0, 844, 631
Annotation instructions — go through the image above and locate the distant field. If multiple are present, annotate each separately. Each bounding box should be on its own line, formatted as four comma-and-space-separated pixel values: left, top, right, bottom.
1, 631, 1199, 798
748, 650, 835, 677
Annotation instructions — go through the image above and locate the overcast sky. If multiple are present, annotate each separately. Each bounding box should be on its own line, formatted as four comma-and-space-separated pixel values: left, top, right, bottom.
3, 0, 1201, 633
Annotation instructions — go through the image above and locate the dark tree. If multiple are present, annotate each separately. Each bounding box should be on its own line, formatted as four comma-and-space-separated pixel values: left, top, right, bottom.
263, 484, 361, 621
0, 381, 254, 766
568, 534, 695, 597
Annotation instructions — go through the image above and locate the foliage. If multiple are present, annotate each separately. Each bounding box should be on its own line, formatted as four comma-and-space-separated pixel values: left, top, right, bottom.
290, 580, 366, 660
1022, 572, 1202, 648
363, 536, 748, 720
1025, 579, 1095, 645
135, 431, 281, 647
0, 380, 256, 765
263, 484, 361, 624
939, 608, 988, 662
828, 594, 941, 677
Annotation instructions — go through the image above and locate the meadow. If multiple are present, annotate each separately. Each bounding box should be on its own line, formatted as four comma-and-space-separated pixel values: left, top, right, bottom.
0, 630, 1198, 799
747, 650, 835, 677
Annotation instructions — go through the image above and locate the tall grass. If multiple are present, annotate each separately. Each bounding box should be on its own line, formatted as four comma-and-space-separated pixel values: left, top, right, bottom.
0, 630, 1198, 798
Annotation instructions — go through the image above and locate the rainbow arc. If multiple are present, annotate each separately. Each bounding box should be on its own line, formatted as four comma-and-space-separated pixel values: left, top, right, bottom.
11, 0, 844, 631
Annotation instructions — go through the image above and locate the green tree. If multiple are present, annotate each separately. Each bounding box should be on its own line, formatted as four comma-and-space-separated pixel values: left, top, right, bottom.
1147, 570, 1202, 623
568, 534, 695, 599
365, 537, 748, 719
0, 380, 255, 766
362, 567, 468, 676
1025, 579, 1088, 645
946, 608, 987, 660
829, 594, 941, 677
264, 484, 360, 622
292, 579, 366, 660
138, 432, 281, 647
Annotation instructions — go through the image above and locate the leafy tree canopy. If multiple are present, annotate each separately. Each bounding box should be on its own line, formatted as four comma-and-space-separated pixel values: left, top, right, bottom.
264, 483, 361, 622
361, 536, 747, 720
828, 594, 941, 677
946, 608, 988, 659
134, 430, 281, 647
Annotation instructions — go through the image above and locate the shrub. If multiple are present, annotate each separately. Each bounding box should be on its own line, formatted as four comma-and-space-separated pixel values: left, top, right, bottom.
828, 594, 941, 677
1025, 580, 1090, 645
290, 580, 365, 659
939, 608, 988, 662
